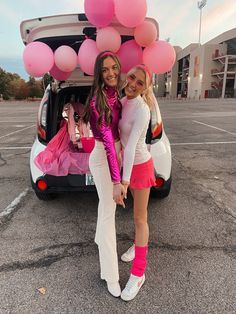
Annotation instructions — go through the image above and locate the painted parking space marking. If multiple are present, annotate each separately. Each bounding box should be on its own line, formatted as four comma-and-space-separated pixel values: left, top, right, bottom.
0, 146, 31, 150
192, 112, 236, 117
171, 141, 236, 146
193, 120, 236, 136
0, 125, 34, 140
0, 188, 29, 221
0, 121, 35, 123
1, 141, 236, 150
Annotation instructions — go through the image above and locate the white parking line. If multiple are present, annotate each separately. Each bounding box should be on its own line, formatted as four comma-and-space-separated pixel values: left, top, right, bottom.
0, 188, 29, 220
0, 125, 35, 140
171, 141, 236, 146
193, 120, 236, 136
0, 121, 35, 123
0, 146, 31, 150
1, 141, 236, 150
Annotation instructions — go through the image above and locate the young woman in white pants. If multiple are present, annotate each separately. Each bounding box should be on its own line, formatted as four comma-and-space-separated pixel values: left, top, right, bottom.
83, 51, 125, 297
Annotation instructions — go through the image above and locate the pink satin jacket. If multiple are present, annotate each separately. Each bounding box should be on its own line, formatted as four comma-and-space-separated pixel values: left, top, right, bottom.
89, 86, 121, 183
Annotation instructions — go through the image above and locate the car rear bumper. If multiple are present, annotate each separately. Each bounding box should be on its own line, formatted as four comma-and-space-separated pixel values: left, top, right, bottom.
31, 173, 96, 193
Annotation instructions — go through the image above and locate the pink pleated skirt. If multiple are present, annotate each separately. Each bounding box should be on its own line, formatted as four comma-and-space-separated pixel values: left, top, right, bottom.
130, 158, 156, 190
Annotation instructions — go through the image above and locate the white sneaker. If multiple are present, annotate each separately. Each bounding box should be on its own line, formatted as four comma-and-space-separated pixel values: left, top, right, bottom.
121, 244, 135, 262
107, 281, 121, 297
121, 274, 145, 301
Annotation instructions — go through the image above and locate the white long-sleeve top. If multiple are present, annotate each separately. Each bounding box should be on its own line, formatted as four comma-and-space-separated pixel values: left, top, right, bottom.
119, 95, 151, 183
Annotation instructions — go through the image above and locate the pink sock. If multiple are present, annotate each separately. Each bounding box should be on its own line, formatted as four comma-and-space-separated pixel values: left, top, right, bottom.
130, 245, 148, 277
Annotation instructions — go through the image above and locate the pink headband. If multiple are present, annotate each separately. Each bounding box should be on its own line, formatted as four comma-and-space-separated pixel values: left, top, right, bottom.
100, 51, 115, 58
136, 64, 152, 81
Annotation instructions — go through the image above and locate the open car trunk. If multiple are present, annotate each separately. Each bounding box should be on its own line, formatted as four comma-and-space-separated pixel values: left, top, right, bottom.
20, 13, 159, 52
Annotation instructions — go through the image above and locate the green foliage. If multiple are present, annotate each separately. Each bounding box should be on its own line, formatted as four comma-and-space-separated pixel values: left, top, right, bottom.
0, 67, 44, 100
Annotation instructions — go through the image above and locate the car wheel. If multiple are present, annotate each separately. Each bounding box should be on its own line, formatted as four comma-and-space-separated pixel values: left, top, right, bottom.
35, 190, 56, 201
151, 176, 172, 199
151, 187, 170, 198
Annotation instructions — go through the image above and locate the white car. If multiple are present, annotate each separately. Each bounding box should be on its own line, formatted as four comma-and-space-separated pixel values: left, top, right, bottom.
20, 13, 172, 200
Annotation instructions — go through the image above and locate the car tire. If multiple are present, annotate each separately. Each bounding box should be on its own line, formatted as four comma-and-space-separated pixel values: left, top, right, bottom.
151, 175, 172, 199
151, 187, 170, 198
35, 190, 56, 201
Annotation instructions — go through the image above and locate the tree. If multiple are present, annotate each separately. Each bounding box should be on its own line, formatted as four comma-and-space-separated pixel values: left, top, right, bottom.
0, 67, 12, 99
27, 76, 43, 98
13, 79, 29, 99
0, 67, 44, 99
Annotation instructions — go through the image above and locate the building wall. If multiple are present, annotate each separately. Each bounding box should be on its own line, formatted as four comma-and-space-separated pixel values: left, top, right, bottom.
167, 61, 178, 98
187, 43, 227, 98
188, 46, 201, 99
201, 43, 227, 98
161, 28, 236, 99
155, 74, 165, 97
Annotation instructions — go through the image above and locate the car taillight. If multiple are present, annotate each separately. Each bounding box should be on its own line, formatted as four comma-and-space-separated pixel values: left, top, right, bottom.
37, 179, 48, 191
37, 100, 47, 141
37, 124, 46, 141
155, 177, 165, 187
152, 122, 163, 138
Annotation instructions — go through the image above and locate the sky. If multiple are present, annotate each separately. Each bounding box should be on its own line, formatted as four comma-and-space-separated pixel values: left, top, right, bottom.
0, 0, 236, 80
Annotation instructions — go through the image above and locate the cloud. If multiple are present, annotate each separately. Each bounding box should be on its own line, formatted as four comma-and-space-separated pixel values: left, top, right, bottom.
146, 1, 198, 45
203, 0, 236, 33
0, 2, 21, 24
153, 0, 236, 47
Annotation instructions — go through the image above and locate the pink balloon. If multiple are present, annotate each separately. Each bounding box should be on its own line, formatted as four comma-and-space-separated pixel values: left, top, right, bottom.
49, 63, 72, 81
84, 0, 114, 27
114, 0, 147, 27
78, 39, 100, 75
54, 46, 77, 72
117, 40, 143, 73
23, 42, 54, 77
134, 20, 159, 47
96, 27, 121, 53
143, 40, 176, 74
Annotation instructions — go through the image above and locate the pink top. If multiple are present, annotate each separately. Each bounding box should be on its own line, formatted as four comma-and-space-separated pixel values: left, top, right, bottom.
89, 86, 121, 183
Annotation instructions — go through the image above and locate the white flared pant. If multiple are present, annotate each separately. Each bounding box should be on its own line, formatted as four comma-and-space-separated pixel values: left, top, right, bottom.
89, 140, 119, 283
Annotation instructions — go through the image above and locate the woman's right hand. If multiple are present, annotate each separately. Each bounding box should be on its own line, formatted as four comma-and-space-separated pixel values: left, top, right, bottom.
122, 182, 129, 199
113, 183, 125, 208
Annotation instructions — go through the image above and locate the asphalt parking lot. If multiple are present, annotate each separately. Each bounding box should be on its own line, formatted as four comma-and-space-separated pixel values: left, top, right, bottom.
0, 99, 235, 314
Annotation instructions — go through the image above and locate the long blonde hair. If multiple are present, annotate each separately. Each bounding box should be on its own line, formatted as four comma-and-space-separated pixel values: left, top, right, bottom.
126, 65, 155, 108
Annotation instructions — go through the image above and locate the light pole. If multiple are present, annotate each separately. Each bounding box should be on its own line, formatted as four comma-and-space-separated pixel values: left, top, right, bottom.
197, 0, 207, 45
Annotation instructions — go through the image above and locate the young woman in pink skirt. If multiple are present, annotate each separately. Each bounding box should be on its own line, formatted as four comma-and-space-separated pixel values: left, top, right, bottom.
119, 64, 156, 301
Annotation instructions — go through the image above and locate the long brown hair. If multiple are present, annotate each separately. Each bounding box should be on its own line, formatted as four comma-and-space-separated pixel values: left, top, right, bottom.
83, 51, 122, 126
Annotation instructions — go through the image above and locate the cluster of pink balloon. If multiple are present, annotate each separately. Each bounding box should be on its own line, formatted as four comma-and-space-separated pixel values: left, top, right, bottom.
22, 0, 176, 79
82, 0, 176, 75
23, 42, 77, 79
